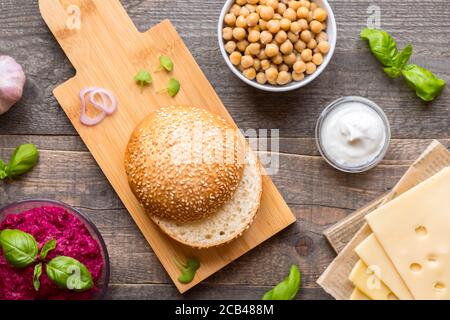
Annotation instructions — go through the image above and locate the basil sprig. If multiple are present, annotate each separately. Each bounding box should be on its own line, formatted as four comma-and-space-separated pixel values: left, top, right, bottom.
174, 257, 200, 284
0, 144, 39, 180
361, 28, 446, 101
262, 265, 301, 300
33, 263, 43, 291
0, 229, 39, 268
0, 229, 94, 292
46, 256, 94, 292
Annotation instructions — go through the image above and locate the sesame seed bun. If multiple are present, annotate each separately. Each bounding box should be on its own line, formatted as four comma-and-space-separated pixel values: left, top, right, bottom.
152, 150, 262, 248
125, 106, 245, 223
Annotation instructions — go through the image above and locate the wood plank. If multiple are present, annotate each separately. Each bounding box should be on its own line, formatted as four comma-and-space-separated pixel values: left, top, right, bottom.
106, 284, 331, 300
0, 0, 448, 137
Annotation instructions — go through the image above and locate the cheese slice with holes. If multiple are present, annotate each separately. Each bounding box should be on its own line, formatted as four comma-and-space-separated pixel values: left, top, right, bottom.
349, 260, 398, 300
350, 288, 371, 300
355, 234, 414, 300
366, 167, 450, 300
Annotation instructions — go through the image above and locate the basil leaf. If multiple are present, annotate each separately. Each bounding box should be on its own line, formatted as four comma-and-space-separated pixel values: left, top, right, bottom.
168, 78, 180, 97
402, 64, 446, 102
46, 256, 94, 292
5, 144, 39, 178
40, 239, 57, 260
174, 257, 200, 284
262, 265, 301, 300
360, 28, 399, 67
397, 44, 413, 71
383, 66, 401, 79
0, 229, 38, 268
33, 263, 43, 291
134, 69, 153, 91
159, 55, 174, 72
0, 159, 6, 180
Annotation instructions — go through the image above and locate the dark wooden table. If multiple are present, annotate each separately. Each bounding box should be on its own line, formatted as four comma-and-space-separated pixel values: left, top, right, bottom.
0, 0, 449, 300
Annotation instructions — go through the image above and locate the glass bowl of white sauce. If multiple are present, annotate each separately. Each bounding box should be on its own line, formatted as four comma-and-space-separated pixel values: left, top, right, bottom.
315, 96, 391, 173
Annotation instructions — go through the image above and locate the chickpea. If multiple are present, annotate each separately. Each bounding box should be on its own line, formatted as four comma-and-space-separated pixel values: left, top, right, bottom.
256, 72, 268, 84
310, 20, 323, 34
313, 8, 328, 22
241, 55, 254, 68
247, 12, 260, 27
300, 30, 312, 42
224, 13, 236, 26
299, 0, 307, 7
312, 52, 323, 65
283, 52, 297, 65
236, 0, 247, 5
289, 0, 301, 10
280, 40, 294, 54
307, 11, 313, 23
276, 70, 292, 85
259, 19, 268, 30
230, 51, 242, 65
248, 29, 261, 42
260, 6, 275, 21
304, 0, 311, 8
237, 39, 249, 51
280, 18, 292, 31
236, 15, 247, 28
248, 0, 259, 4
278, 63, 289, 72
265, 66, 279, 82
305, 61, 316, 74
246, 4, 257, 12
273, 13, 283, 20
310, 2, 318, 11
307, 38, 317, 49
257, 50, 268, 60
233, 27, 247, 41
317, 41, 330, 54
265, 43, 279, 57
247, 42, 261, 55
290, 21, 301, 34
292, 71, 305, 81
267, 19, 281, 33
298, 18, 309, 31
230, 4, 241, 16
272, 52, 283, 64
275, 30, 288, 43
293, 60, 307, 73
277, 3, 287, 14
301, 48, 313, 62
238, 64, 245, 72
223, 27, 233, 41
254, 59, 261, 71
288, 31, 299, 43
261, 59, 271, 70
225, 41, 237, 54
294, 39, 306, 52
260, 30, 273, 44
297, 7, 309, 19
283, 8, 297, 21
315, 31, 328, 42
266, 0, 279, 9
240, 6, 250, 17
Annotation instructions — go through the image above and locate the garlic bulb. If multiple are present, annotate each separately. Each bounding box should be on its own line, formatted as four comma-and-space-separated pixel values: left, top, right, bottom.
0, 55, 26, 115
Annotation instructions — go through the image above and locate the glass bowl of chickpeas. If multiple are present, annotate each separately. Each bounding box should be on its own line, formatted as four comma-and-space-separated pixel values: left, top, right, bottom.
218, 0, 336, 92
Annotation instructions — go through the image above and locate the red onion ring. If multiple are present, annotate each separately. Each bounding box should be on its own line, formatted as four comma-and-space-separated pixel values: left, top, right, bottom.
79, 87, 117, 126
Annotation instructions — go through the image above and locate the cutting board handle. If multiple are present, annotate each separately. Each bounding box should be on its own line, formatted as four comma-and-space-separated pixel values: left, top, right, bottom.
39, 0, 140, 72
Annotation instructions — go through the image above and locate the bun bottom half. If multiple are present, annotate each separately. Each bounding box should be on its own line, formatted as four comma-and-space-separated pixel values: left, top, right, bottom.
151, 151, 263, 248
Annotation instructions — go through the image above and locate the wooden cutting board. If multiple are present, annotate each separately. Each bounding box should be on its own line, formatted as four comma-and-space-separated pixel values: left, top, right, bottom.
39, 0, 296, 293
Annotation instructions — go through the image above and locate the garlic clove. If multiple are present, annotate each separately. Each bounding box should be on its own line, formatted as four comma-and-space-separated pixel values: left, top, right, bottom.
0, 55, 26, 115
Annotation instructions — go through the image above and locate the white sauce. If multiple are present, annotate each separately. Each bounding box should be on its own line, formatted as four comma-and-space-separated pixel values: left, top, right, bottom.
320, 101, 387, 168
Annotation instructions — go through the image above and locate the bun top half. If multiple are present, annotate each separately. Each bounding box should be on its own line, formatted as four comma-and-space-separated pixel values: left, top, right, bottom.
125, 106, 244, 222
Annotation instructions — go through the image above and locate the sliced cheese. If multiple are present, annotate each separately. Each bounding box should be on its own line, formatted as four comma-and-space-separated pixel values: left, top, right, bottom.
366, 167, 450, 300
355, 234, 414, 300
350, 288, 371, 300
348, 260, 398, 300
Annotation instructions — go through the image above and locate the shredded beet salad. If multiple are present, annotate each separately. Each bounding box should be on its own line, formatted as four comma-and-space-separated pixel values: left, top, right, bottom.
0, 206, 104, 300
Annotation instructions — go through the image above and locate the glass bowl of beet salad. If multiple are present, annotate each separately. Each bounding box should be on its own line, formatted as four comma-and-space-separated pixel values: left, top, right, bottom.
0, 199, 110, 300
